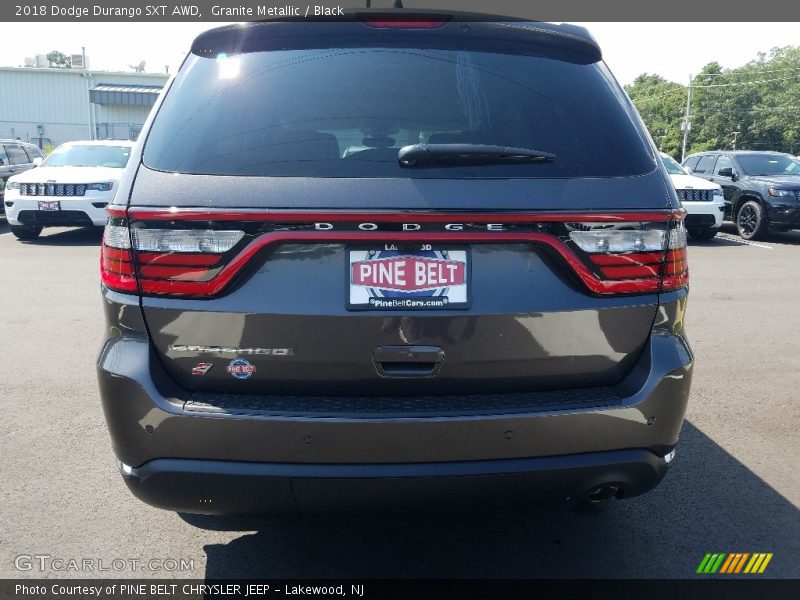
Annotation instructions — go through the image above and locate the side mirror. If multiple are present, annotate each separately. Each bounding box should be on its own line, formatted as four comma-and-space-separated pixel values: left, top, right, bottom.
717, 167, 733, 178
32, 157, 43, 166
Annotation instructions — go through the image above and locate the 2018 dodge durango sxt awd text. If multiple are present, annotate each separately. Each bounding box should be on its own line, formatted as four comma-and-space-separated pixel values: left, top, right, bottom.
97, 11, 693, 514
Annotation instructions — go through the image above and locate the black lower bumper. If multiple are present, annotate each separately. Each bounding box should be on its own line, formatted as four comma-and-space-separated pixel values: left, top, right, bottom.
684, 213, 719, 229
18, 209, 95, 226
120, 449, 672, 515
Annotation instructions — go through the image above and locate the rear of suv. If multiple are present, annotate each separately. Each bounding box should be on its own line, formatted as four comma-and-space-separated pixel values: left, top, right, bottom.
683, 150, 800, 240
97, 12, 693, 514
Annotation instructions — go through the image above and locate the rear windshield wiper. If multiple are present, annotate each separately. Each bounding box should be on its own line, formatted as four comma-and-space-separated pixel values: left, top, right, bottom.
398, 144, 555, 167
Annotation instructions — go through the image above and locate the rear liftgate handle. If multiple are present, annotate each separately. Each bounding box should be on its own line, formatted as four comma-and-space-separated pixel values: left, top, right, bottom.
372, 345, 445, 378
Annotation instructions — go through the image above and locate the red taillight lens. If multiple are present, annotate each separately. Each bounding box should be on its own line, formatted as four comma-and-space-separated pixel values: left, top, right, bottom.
568, 217, 688, 294
130, 228, 244, 295
101, 222, 137, 292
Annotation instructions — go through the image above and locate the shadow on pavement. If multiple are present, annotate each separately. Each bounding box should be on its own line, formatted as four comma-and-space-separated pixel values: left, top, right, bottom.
714, 223, 800, 246
189, 421, 798, 579
23, 226, 103, 246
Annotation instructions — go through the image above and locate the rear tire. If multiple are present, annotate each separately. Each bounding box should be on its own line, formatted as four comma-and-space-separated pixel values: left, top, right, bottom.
10, 224, 43, 241
690, 227, 717, 241
736, 201, 768, 240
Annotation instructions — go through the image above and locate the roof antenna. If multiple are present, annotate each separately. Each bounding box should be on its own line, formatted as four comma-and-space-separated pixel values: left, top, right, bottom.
365, 0, 370, 6
393, 0, 403, 7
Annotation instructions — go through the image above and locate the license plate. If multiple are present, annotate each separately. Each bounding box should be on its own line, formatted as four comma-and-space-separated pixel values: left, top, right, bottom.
38, 201, 60, 211
348, 244, 470, 310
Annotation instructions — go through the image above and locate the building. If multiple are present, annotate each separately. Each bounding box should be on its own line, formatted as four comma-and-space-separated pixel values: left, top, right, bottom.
0, 67, 169, 149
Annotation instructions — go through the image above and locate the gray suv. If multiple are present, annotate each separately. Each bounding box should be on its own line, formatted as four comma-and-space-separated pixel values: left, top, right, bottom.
97, 11, 693, 514
0, 140, 43, 209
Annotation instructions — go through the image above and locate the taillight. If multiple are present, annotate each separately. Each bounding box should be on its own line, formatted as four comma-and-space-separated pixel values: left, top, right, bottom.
130, 228, 245, 295
101, 221, 137, 293
567, 217, 688, 294
662, 219, 689, 292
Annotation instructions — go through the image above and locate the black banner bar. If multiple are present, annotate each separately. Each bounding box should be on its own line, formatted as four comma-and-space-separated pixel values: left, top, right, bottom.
3, 580, 800, 600
2, 0, 800, 22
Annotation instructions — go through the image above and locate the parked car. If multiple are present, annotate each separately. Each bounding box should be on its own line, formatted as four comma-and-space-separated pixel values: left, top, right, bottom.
660, 152, 724, 240
4, 140, 133, 240
0, 139, 44, 210
683, 150, 800, 240
97, 12, 693, 515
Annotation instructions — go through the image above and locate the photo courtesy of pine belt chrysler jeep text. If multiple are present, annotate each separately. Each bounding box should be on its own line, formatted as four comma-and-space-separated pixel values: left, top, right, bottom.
96, 10, 693, 514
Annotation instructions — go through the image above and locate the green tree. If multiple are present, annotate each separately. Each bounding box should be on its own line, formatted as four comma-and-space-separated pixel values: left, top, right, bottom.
627, 46, 800, 157
46, 50, 71, 69
625, 74, 686, 159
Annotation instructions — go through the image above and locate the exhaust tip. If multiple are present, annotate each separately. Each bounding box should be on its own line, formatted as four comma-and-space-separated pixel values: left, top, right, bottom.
587, 484, 621, 503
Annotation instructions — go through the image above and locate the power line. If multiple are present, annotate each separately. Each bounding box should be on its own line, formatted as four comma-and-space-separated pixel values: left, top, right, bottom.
699, 65, 800, 77
629, 73, 800, 102
692, 74, 800, 88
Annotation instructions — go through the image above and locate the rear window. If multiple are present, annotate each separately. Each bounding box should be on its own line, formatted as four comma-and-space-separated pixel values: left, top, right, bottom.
144, 45, 653, 179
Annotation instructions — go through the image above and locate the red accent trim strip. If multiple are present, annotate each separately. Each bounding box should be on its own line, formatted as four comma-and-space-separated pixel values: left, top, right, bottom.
100, 245, 137, 292
600, 265, 660, 279
106, 207, 127, 219
103, 258, 134, 277
662, 271, 689, 291
589, 251, 664, 266
133, 231, 667, 297
102, 246, 133, 262
137, 252, 221, 267
139, 265, 213, 281
126, 208, 675, 223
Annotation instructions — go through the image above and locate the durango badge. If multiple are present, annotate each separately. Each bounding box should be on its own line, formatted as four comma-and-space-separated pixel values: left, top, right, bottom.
226, 359, 256, 380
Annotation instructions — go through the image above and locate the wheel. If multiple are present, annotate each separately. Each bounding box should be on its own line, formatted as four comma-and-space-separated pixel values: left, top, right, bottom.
690, 227, 717, 240
10, 224, 43, 241
736, 201, 768, 240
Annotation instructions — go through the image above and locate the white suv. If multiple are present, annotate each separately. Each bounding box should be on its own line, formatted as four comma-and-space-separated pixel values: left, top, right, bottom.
4, 140, 133, 240
660, 152, 724, 240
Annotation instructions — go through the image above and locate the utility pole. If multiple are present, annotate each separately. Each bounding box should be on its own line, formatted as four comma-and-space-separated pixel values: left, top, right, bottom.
681, 74, 692, 162
732, 131, 741, 150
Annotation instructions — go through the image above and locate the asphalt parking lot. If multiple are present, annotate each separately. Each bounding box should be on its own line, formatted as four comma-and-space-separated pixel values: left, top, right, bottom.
0, 217, 798, 580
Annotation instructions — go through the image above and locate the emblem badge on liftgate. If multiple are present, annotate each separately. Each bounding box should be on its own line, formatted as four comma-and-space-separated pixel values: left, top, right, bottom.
226, 359, 256, 380
191, 363, 213, 376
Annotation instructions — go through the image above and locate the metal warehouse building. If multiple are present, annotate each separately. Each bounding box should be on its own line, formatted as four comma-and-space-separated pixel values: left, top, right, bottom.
0, 67, 169, 149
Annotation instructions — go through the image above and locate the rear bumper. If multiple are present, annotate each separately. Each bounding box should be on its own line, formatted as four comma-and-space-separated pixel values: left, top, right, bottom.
119, 449, 672, 514
98, 291, 693, 514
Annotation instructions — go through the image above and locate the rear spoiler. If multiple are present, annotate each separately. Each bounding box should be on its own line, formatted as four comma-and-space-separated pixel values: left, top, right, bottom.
191, 11, 601, 64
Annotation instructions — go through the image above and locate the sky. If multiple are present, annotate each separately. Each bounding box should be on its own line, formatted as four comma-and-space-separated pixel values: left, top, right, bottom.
1, 22, 798, 85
